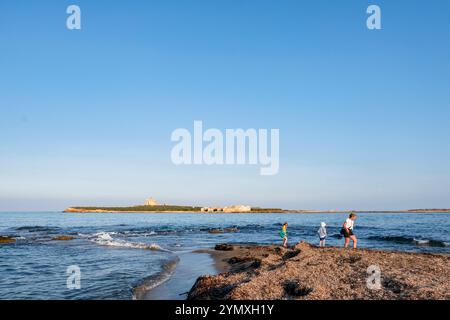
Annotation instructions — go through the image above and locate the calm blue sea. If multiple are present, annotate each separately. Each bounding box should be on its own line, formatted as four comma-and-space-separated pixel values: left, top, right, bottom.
0, 212, 449, 300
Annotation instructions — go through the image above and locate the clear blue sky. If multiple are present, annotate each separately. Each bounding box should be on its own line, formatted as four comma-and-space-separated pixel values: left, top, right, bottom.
1, 0, 450, 211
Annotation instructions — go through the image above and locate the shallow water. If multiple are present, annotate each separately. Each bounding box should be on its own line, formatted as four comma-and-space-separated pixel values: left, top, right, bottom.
0, 211, 449, 300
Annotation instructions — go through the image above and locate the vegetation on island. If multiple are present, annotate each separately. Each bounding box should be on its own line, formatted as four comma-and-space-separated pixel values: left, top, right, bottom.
251, 207, 284, 213
68, 205, 203, 212
67, 205, 288, 213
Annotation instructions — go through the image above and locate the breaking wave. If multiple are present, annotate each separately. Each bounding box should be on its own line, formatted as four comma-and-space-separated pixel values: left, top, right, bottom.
90, 232, 170, 252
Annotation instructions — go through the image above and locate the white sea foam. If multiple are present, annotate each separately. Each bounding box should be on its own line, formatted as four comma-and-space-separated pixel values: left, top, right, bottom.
413, 238, 430, 245
121, 231, 157, 237
90, 232, 168, 252
77, 233, 91, 238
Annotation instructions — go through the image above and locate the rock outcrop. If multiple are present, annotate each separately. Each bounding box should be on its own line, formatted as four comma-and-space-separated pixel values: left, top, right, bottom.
208, 228, 239, 234
188, 242, 450, 300
0, 236, 16, 244
52, 236, 75, 241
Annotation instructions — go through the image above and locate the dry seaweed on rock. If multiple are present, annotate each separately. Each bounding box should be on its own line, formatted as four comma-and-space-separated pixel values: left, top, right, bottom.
188, 242, 450, 300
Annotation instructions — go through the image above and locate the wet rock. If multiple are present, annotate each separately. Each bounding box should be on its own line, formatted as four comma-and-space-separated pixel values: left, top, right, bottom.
383, 277, 412, 295
340, 255, 362, 264
209, 228, 239, 234
282, 249, 301, 260
209, 229, 224, 234
187, 275, 237, 300
228, 257, 262, 271
52, 236, 75, 241
0, 236, 16, 244
215, 244, 234, 251
228, 256, 252, 264
283, 281, 313, 297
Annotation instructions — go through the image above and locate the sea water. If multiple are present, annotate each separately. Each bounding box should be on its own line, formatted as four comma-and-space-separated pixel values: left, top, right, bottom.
0, 212, 449, 300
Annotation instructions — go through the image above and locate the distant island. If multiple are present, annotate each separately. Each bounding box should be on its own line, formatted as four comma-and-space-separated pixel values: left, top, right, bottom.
63, 198, 450, 214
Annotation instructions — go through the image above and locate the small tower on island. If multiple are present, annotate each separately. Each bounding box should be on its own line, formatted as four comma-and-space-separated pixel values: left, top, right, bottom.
144, 197, 159, 206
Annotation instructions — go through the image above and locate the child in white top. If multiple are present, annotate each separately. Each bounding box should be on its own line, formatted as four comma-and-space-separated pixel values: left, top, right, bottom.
317, 222, 327, 247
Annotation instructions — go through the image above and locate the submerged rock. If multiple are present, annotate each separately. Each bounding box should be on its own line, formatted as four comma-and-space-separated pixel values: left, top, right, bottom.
52, 236, 75, 241
208, 229, 223, 234
0, 236, 16, 244
208, 228, 239, 234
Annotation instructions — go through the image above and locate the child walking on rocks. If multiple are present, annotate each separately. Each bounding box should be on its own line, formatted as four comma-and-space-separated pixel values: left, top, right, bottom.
317, 222, 327, 247
280, 222, 288, 247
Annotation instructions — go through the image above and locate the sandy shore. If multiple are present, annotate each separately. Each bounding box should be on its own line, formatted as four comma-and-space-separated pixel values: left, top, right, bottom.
188, 242, 450, 300
142, 252, 218, 300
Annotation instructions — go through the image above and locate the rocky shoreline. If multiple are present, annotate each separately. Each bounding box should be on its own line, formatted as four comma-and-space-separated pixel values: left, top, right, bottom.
188, 242, 450, 300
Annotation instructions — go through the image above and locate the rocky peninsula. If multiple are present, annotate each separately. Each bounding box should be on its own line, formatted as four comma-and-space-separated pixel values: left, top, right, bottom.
188, 242, 450, 300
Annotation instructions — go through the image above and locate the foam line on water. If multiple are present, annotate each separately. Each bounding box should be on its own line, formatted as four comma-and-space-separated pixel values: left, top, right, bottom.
89, 232, 171, 252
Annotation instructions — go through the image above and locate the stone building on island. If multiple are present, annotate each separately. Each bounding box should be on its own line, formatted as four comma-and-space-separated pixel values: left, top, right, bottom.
144, 197, 159, 206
